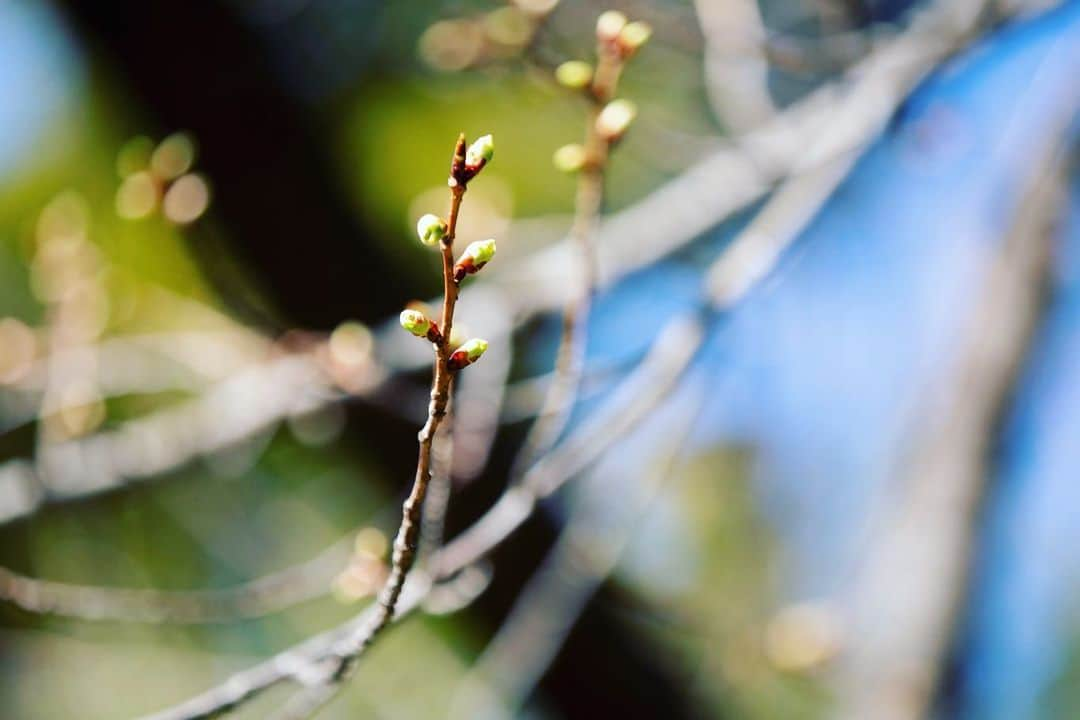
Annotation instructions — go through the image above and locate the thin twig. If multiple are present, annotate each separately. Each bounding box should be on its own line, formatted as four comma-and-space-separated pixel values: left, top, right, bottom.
0, 535, 353, 623
419, 401, 454, 561
356, 139, 469, 654
510, 27, 624, 476
271, 136, 480, 717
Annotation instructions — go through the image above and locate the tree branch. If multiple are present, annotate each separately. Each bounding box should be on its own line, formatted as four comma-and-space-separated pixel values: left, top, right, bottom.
831, 124, 1072, 720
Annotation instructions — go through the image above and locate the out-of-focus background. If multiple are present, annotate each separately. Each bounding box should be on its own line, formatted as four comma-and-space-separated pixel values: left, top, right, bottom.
0, 0, 1078, 718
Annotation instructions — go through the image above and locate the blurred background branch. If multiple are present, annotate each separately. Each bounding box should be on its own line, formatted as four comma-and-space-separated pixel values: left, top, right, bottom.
0, 0, 1077, 718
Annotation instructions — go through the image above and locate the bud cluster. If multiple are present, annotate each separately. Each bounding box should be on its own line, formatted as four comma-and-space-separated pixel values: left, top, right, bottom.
595, 10, 652, 59
551, 9, 651, 172
401, 133, 498, 373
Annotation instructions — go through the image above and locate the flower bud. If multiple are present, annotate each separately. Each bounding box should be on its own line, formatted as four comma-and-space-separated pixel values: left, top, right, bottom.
617, 21, 652, 56
416, 214, 448, 246
552, 144, 587, 173
595, 99, 637, 141
465, 134, 495, 172
399, 309, 442, 343
555, 60, 593, 90
448, 338, 488, 371
596, 10, 627, 42
453, 239, 497, 281
399, 309, 431, 336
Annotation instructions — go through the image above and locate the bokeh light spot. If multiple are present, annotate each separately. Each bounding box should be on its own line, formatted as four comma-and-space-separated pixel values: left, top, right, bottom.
150, 132, 196, 181
115, 171, 160, 220
162, 173, 210, 224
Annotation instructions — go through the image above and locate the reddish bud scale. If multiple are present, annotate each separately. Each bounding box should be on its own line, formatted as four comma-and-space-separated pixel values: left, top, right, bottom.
450, 134, 494, 187
449, 134, 469, 187
446, 339, 488, 372
425, 322, 443, 344
447, 349, 471, 371
452, 256, 488, 282
452, 163, 485, 187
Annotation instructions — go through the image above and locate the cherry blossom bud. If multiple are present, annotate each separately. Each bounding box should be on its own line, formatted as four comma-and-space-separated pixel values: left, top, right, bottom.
555, 60, 593, 90
552, 144, 587, 173
595, 99, 637, 141
416, 214, 448, 246
399, 309, 442, 343
448, 338, 488, 371
465, 134, 495, 173
596, 10, 627, 42
453, 239, 497, 281
617, 21, 652, 56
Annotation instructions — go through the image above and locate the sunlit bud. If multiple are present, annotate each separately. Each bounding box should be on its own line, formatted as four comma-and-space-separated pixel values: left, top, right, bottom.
399, 308, 431, 336
465, 134, 495, 170
448, 338, 489, 371
596, 10, 627, 42
453, 239, 497, 281
596, 99, 637, 141
399, 309, 442, 343
617, 21, 652, 56
555, 60, 593, 90
552, 144, 587, 173
416, 213, 448, 246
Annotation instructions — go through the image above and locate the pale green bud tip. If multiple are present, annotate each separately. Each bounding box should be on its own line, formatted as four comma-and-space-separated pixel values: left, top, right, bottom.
555, 61, 593, 90
553, 144, 587, 173
596, 10, 627, 40
619, 21, 652, 51
596, 99, 637, 139
466, 134, 495, 166
416, 214, 448, 246
464, 239, 497, 264
461, 338, 489, 361
399, 309, 431, 337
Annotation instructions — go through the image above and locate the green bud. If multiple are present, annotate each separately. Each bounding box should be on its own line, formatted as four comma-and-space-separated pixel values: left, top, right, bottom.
618, 21, 652, 55
448, 338, 489, 370
595, 99, 637, 140
399, 309, 433, 337
416, 213, 448, 246
465, 134, 495, 168
596, 10, 627, 42
461, 338, 488, 361
555, 61, 593, 90
552, 144, 587, 173
454, 239, 497, 281
462, 238, 496, 265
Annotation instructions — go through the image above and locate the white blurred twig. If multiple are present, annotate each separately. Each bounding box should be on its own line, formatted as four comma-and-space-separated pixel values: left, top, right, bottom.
831, 111, 1073, 720
694, 0, 777, 132
0, 533, 354, 623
